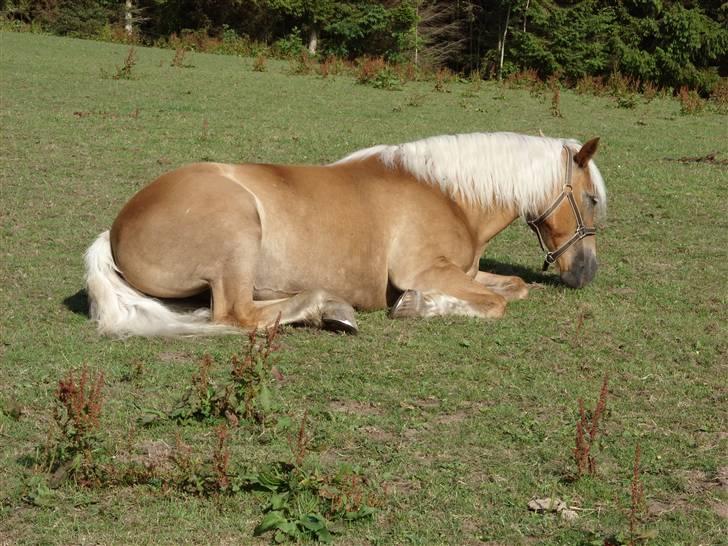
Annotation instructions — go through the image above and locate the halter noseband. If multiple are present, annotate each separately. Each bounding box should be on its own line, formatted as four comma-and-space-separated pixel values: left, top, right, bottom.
527, 145, 596, 271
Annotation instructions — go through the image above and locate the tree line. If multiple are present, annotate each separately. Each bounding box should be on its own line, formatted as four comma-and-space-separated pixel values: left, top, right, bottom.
3, 1, 727, 92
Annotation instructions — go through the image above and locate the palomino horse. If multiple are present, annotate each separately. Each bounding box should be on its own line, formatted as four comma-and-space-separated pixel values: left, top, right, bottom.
85, 132, 606, 337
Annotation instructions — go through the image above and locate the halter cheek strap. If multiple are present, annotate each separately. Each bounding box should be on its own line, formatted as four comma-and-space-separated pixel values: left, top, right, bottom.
527, 146, 596, 271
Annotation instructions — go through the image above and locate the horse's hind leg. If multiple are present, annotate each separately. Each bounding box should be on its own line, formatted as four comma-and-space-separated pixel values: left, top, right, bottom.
207, 234, 357, 332
211, 264, 358, 333
252, 290, 358, 334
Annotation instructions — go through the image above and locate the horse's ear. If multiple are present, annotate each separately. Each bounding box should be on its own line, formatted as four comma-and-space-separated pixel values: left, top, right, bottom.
574, 137, 600, 168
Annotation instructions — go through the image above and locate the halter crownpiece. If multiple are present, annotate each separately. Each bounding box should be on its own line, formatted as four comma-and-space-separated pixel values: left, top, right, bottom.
527, 145, 597, 271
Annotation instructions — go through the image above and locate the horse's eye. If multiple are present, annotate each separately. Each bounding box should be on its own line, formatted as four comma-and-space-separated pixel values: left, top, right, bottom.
587, 194, 598, 206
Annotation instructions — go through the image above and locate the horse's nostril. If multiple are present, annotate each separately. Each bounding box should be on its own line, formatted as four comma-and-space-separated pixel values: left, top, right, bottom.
561, 250, 597, 288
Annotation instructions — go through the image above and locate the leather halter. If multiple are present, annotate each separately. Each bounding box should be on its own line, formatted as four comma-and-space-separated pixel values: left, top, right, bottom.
527, 146, 596, 271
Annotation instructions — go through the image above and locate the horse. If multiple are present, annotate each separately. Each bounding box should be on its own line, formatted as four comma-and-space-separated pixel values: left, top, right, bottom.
84, 132, 606, 337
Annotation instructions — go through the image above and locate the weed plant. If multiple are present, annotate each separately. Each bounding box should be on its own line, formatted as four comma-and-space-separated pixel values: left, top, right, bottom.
43, 366, 106, 486
163, 321, 282, 426
107, 46, 137, 80
252, 54, 267, 72
573, 374, 609, 478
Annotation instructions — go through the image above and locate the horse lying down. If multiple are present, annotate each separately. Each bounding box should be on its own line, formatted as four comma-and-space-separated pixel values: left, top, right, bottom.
85, 131, 606, 337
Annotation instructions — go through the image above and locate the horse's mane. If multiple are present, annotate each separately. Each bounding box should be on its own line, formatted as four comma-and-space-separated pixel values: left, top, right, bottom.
334, 132, 607, 218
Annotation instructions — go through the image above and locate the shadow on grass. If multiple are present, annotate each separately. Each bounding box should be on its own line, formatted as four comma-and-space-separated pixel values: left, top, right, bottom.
63, 289, 89, 316
63, 289, 213, 318
479, 257, 561, 286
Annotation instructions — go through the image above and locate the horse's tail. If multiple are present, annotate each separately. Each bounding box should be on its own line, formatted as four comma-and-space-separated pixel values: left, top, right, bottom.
84, 231, 238, 337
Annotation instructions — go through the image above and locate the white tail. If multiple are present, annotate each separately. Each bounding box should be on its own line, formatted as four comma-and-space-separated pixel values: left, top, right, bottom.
84, 231, 238, 337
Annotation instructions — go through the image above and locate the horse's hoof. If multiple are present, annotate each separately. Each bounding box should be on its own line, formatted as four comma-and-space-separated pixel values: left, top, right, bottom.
322, 306, 359, 334
388, 289, 423, 318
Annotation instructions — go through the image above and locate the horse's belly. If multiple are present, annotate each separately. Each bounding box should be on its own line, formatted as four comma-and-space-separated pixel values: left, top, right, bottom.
253, 242, 388, 310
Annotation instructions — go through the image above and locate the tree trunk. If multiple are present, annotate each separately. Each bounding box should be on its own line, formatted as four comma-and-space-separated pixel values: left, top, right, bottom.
498, 3, 511, 80
307, 27, 318, 55
414, 1, 419, 66
125, 0, 133, 36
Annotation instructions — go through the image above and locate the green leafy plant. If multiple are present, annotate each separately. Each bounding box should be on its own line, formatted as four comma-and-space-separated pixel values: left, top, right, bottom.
168, 354, 219, 424
616, 93, 638, 109
157, 321, 282, 427
251, 412, 379, 543
356, 57, 400, 90
219, 320, 281, 425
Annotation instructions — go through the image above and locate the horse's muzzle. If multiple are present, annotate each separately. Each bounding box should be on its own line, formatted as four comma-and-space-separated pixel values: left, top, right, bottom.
560, 248, 598, 288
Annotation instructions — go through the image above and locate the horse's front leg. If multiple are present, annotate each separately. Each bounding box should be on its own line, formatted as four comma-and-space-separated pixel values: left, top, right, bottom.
473, 271, 529, 301
389, 260, 507, 320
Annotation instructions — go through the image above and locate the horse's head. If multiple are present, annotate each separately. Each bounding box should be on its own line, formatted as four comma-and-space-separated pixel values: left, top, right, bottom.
528, 138, 605, 288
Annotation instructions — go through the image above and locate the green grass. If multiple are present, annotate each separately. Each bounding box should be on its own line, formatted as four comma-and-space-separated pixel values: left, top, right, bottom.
1, 32, 727, 545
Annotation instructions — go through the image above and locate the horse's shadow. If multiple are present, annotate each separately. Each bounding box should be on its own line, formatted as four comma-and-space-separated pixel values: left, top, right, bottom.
63, 289, 212, 318
478, 257, 560, 286
63, 289, 89, 316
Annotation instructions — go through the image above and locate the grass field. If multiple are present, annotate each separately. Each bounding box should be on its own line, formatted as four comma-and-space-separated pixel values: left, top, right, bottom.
1, 32, 727, 545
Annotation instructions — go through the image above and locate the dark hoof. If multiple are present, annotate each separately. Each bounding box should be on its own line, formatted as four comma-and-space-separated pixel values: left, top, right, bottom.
388, 289, 423, 319
322, 317, 359, 334
321, 306, 359, 334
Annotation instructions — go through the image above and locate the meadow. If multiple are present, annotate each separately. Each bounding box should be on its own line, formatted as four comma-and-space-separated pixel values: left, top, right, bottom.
1, 32, 726, 545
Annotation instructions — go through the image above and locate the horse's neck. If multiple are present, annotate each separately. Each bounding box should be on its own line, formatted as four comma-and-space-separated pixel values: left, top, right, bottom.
455, 198, 520, 249
339, 155, 520, 248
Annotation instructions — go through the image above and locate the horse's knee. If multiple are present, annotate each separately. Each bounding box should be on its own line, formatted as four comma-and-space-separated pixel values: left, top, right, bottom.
487, 296, 507, 318
507, 277, 529, 300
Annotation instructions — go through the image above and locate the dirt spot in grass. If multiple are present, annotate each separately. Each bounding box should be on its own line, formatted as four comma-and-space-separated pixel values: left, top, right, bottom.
459, 517, 484, 544
329, 399, 381, 415
653, 466, 728, 519
382, 477, 421, 496
359, 425, 397, 443
402, 427, 426, 441
715, 466, 728, 488
116, 439, 174, 472
157, 351, 191, 363
432, 410, 469, 425
647, 499, 680, 517
710, 501, 728, 519
681, 467, 728, 494
413, 396, 440, 409
664, 152, 728, 165
610, 287, 636, 296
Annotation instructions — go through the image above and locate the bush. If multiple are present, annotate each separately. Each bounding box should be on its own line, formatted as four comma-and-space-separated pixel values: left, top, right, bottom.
50, 0, 111, 38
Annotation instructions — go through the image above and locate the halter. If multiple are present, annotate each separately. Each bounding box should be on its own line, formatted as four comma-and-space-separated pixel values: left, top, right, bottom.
527, 145, 596, 271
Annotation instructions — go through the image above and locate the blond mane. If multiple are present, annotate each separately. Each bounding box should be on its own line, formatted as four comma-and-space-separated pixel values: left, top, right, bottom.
334, 132, 607, 218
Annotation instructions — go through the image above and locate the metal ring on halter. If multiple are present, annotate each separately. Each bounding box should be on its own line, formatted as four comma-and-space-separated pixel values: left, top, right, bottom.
527, 145, 596, 271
